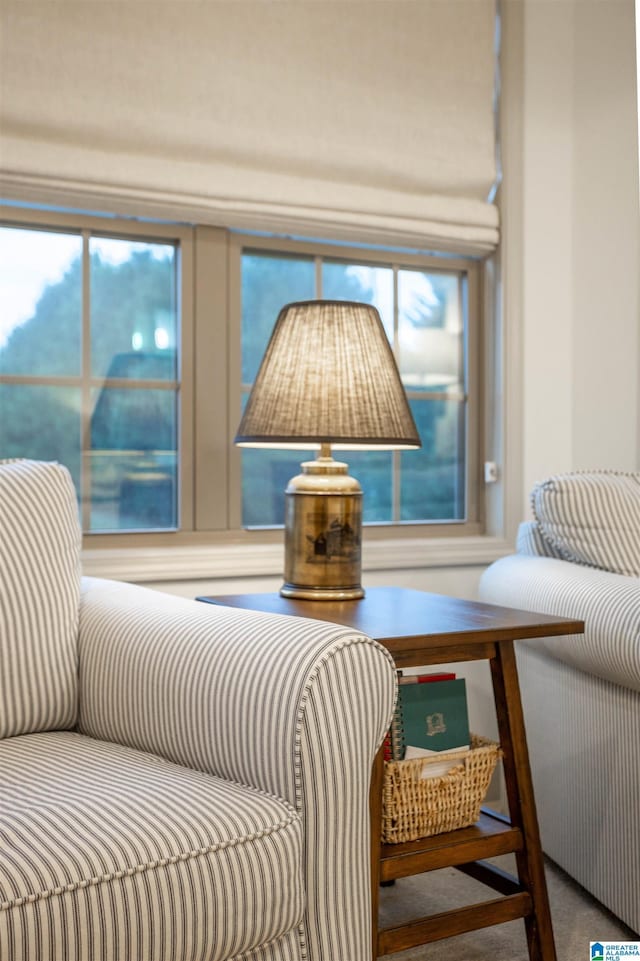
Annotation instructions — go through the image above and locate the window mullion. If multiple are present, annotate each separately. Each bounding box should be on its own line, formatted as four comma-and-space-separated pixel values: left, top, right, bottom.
392, 265, 401, 523
80, 230, 92, 532
315, 256, 323, 298
194, 225, 230, 531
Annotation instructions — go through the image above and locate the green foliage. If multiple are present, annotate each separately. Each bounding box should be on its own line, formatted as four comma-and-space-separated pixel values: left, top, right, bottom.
0, 248, 178, 530
0, 250, 176, 378
0, 384, 82, 492
241, 253, 315, 383
0, 259, 82, 376
90, 249, 176, 379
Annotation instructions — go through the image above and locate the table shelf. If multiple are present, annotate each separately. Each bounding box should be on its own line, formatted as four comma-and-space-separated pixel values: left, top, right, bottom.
380, 808, 523, 881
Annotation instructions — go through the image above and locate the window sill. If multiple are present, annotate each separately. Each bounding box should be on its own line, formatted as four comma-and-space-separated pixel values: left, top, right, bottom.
82, 534, 514, 584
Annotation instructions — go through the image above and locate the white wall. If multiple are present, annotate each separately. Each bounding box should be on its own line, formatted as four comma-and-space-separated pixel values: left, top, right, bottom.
571, 2, 640, 471
154, 566, 484, 604
516, 0, 639, 511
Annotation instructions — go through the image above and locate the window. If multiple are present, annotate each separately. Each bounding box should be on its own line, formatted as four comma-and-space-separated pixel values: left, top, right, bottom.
238, 243, 478, 528
0, 217, 187, 533
0, 209, 484, 544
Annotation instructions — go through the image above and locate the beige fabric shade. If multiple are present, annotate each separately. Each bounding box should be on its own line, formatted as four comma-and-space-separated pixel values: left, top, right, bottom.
235, 301, 421, 450
1, 2, 499, 251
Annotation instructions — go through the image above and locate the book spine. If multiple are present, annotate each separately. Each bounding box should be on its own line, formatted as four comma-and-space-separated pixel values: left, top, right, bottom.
398, 671, 456, 685
389, 671, 405, 760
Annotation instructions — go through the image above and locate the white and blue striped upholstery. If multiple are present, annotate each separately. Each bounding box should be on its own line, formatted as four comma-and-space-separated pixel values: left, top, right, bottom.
530, 470, 640, 576
514, 644, 640, 937
480, 554, 640, 692
1, 460, 397, 961
480, 470, 640, 932
0, 459, 81, 738
0, 731, 304, 961
516, 520, 566, 559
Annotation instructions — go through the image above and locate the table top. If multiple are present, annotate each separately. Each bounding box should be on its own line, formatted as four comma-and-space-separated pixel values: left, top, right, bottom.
197, 587, 584, 649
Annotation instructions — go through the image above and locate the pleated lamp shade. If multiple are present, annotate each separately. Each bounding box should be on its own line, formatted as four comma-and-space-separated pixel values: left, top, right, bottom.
235, 300, 421, 450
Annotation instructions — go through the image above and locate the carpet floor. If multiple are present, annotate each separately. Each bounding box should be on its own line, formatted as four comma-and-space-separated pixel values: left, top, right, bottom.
379, 855, 638, 961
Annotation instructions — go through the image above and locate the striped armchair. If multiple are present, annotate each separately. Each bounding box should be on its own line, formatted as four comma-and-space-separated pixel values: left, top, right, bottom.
480, 470, 640, 934
0, 459, 396, 961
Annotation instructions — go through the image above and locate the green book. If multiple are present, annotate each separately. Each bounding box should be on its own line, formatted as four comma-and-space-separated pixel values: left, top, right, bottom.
395, 678, 470, 756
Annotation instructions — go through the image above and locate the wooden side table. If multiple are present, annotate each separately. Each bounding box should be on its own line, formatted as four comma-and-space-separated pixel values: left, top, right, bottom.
197, 587, 584, 961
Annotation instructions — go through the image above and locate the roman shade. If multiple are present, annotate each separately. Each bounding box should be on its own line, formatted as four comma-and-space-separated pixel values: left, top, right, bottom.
0, 1, 499, 251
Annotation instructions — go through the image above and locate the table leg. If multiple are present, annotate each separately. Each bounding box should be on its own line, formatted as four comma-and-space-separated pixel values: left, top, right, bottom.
370, 743, 385, 961
490, 640, 557, 961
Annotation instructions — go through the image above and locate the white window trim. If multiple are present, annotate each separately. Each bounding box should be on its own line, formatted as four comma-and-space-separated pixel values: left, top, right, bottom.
82, 534, 514, 584
1, 197, 520, 582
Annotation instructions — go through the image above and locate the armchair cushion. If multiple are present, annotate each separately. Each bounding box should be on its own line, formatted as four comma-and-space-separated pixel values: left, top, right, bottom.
0, 459, 81, 738
530, 470, 640, 577
0, 730, 304, 961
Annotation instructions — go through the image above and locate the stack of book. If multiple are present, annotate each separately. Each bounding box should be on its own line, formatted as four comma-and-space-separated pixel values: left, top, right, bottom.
386, 671, 471, 778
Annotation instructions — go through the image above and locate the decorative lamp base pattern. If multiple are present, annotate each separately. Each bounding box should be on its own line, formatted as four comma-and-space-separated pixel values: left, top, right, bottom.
282, 456, 364, 600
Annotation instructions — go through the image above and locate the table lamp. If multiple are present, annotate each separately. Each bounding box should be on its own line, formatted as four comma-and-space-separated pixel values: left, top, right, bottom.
235, 300, 421, 600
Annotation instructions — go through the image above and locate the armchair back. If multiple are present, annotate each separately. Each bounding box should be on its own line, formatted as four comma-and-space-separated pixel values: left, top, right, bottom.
0, 459, 81, 738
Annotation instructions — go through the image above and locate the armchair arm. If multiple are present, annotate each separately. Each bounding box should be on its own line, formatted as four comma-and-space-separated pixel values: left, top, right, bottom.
480, 554, 640, 692
78, 576, 396, 961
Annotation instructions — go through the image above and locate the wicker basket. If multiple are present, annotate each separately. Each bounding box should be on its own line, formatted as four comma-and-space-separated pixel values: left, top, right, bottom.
382, 734, 502, 843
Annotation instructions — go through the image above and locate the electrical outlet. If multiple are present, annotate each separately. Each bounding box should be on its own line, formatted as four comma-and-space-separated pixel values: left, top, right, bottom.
484, 461, 499, 483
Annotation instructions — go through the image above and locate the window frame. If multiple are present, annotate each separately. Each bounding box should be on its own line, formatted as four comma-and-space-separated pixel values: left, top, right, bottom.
0, 207, 196, 546
1, 206, 489, 554
226, 232, 485, 538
